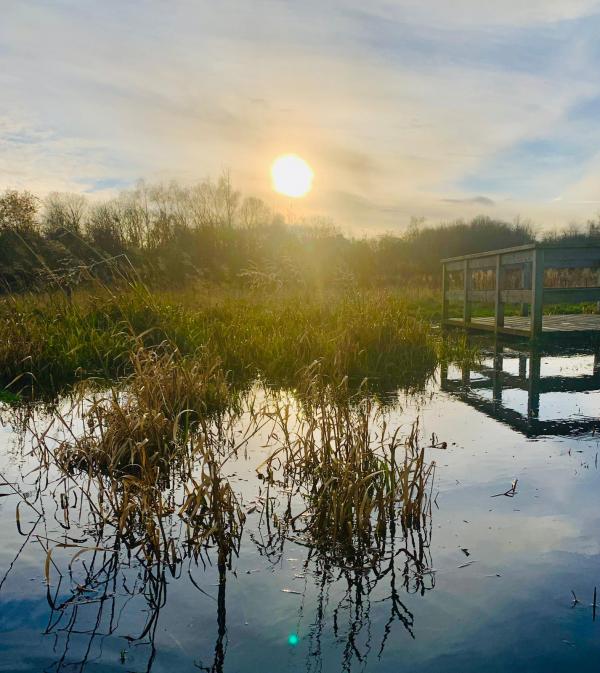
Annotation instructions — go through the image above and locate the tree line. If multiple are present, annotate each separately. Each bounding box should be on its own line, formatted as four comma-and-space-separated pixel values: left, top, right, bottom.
0, 175, 596, 292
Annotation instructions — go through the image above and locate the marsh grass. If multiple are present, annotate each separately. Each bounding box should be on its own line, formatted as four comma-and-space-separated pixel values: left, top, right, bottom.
0, 273, 455, 584
0, 344, 441, 670
259, 376, 435, 568
0, 264, 464, 668
15, 348, 436, 577
0, 281, 474, 400
24, 399, 249, 664
56, 347, 235, 474
31, 389, 253, 576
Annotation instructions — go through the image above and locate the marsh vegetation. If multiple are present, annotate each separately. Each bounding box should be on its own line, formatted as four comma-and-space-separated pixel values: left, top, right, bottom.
0, 236, 458, 670
3, 180, 600, 671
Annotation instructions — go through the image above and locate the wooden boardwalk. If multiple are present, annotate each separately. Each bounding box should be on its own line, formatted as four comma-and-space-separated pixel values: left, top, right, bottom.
441, 243, 600, 339
445, 313, 600, 336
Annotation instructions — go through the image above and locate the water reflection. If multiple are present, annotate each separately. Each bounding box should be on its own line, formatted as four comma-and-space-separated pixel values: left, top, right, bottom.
441, 341, 600, 436
255, 469, 434, 673
0, 393, 438, 673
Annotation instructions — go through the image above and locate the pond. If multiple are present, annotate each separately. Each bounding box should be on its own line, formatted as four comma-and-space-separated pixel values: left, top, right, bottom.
1, 342, 600, 672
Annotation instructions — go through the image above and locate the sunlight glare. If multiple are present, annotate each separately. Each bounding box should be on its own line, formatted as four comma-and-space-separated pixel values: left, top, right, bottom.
271, 154, 314, 198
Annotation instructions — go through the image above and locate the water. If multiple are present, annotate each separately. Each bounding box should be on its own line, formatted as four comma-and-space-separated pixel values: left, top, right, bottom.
2, 344, 600, 672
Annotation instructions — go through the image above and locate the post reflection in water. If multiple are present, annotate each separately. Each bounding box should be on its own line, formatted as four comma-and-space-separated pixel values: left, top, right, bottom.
441, 339, 600, 436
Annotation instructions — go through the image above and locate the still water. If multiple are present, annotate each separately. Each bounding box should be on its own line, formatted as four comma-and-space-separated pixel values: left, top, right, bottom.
2, 343, 600, 672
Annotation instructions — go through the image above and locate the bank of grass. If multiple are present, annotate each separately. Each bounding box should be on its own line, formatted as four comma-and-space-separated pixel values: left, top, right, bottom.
0, 283, 467, 397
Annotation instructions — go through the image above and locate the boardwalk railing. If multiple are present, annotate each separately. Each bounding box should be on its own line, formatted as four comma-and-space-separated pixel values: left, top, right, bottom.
441, 243, 600, 337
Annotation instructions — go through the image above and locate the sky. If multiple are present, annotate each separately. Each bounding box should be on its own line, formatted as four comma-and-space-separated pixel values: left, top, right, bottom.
2, 0, 600, 234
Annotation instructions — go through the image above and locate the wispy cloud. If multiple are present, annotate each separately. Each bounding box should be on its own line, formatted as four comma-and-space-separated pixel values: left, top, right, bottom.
2, 1, 600, 231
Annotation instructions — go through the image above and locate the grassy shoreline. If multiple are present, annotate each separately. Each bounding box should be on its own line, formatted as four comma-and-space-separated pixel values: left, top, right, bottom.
0, 283, 469, 398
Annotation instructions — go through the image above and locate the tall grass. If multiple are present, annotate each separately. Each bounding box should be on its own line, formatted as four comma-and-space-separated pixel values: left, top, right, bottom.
0, 282, 471, 398
259, 379, 434, 565
1, 334, 442, 669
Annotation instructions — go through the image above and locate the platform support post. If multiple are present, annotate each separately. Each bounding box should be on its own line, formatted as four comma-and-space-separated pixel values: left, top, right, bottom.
463, 259, 471, 325
527, 349, 541, 419
531, 248, 544, 339
494, 254, 504, 333
492, 341, 504, 404
518, 355, 527, 379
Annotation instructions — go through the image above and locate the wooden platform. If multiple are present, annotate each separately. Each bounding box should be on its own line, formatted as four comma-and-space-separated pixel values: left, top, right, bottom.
441, 243, 600, 339
445, 313, 600, 337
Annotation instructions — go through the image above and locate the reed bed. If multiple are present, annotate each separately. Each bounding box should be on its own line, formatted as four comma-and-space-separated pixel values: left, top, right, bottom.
10, 348, 437, 573
0, 262, 465, 669
0, 345, 440, 669
57, 347, 235, 473
0, 282, 473, 398
258, 374, 435, 568
19, 395, 249, 666
25, 399, 252, 594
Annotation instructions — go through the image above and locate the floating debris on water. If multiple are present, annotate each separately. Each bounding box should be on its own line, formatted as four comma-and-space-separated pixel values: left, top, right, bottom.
458, 560, 476, 569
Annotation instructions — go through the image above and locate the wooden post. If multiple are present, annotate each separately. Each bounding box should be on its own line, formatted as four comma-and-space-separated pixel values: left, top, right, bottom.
440, 362, 448, 388
531, 248, 544, 338
463, 259, 471, 325
518, 354, 527, 380
494, 254, 504, 333
441, 262, 448, 325
521, 261, 532, 317
462, 360, 470, 386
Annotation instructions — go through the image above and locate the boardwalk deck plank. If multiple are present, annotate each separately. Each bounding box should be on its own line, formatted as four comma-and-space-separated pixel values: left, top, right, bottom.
445, 314, 600, 336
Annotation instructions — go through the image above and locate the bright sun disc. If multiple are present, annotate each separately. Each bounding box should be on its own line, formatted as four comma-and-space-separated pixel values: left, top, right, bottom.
271, 154, 314, 198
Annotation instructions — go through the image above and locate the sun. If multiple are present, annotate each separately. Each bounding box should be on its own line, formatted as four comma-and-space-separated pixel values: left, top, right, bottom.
271, 154, 314, 198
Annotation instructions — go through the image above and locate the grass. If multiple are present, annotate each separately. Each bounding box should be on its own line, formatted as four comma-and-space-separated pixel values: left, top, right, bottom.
259, 383, 434, 566
57, 348, 235, 473
0, 281, 470, 398
0, 277, 455, 614
24, 355, 435, 576
1, 291, 445, 665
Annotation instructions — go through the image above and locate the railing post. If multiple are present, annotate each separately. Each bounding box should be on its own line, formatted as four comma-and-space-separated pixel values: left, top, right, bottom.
531, 248, 544, 338
463, 259, 471, 325
441, 262, 448, 324
521, 261, 531, 317
494, 254, 504, 333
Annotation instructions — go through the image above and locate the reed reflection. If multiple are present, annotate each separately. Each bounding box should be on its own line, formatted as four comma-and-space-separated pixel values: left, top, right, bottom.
0, 380, 439, 673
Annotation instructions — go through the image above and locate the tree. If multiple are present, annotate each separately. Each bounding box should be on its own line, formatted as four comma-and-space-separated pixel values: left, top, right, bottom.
42, 192, 87, 235
0, 190, 38, 232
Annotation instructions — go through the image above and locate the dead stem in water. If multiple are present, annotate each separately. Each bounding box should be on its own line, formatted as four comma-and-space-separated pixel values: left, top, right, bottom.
257, 371, 436, 569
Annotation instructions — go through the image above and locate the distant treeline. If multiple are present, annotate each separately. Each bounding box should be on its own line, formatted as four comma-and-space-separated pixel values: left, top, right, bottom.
1, 176, 598, 292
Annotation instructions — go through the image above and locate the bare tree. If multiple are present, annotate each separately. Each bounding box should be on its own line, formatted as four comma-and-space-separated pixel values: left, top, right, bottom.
42, 192, 87, 234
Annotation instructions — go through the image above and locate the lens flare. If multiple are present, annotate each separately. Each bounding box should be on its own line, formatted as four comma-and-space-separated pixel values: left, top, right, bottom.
287, 633, 300, 646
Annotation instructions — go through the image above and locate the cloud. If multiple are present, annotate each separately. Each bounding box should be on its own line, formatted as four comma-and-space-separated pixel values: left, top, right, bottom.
2, 1, 600, 231
442, 196, 495, 207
